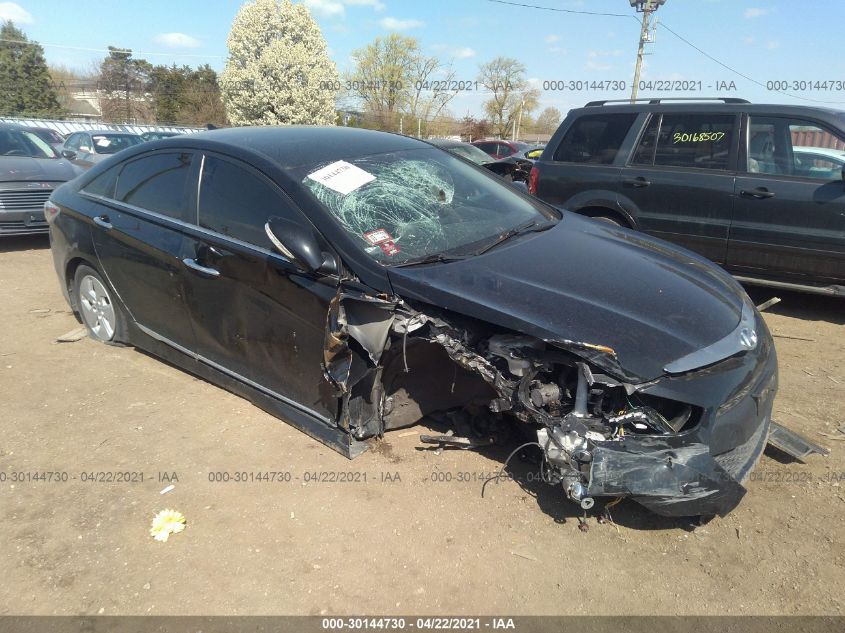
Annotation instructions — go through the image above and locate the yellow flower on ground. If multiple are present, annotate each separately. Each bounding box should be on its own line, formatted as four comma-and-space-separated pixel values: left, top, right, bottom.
150, 509, 186, 542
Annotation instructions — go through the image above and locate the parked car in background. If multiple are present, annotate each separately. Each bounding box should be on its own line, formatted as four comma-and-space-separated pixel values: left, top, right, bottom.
428, 138, 531, 182
60, 130, 143, 170
472, 138, 531, 159
47, 126, 777, 519
140, 131, 182, 142
530, 98, 845, 296
26, 126, 66, 151
0, 123, 80, 236
791, 146, 845, 181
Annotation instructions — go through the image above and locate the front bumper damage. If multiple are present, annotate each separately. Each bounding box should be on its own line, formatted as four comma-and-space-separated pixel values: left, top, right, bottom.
320, 284, 782, 518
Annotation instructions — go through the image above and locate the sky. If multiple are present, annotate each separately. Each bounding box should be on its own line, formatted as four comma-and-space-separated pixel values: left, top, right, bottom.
3, 0, 845, 121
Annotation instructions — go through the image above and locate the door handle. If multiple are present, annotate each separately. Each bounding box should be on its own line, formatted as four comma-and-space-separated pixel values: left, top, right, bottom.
182, 258, 220, 277
93, 215, 112, 229
740, 188, 775, 199
623, 177, 651, 188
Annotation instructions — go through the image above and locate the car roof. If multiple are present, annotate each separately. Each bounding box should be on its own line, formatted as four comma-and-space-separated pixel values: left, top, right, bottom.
428, 138, 467, 149
572, 101, 845, 119
172, 126, 427, 169
793, 145, 845, 155
0, 122, 29, 132
83, 130, 141, 136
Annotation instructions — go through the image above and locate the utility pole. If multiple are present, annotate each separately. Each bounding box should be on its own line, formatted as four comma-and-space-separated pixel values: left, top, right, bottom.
515, 97, 525, 141
629, 0, 666, 102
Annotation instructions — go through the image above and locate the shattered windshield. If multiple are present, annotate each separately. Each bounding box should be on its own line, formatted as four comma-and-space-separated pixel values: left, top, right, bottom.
299, 147, 557, 265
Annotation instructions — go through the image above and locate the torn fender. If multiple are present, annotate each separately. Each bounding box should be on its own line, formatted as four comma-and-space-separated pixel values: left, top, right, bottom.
323, 285, 397, 393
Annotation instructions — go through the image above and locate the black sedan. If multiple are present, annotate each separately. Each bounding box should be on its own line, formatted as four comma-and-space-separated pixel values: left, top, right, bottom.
47, 126, 777, 518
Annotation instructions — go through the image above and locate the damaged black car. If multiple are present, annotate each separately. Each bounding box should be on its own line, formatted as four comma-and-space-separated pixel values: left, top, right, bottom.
46, 126, 778, 519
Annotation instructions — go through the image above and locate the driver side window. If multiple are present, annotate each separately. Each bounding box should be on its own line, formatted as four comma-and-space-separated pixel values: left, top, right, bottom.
64, 133, 80, 151
198, 155, 307, 251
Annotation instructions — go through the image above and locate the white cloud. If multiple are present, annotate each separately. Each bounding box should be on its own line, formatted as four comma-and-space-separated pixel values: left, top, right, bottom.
379, 16, 424, 30
452, 47, 476, 59
304, 0, 345, 18
744, 8, 770, 18
154, 32, 202, 48
305, 0, 385, 18
585, 60, 612, 71
544, 34, 560, 44
345, 0, 385, 10
0, 2, 33, 24
588, 49, 623, 58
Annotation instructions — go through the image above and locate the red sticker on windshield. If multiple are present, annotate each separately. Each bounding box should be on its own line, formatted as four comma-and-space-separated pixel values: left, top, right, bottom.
364, 229, 393, 245
378, 240, 400, 256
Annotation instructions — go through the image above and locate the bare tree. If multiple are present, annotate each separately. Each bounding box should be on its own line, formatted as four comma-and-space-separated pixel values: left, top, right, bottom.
478, 56, 539, 138
534, 106, 562, 135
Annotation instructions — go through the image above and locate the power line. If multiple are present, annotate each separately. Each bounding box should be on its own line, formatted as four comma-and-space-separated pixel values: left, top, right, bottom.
482, 0, 633, 18
483, 0, 845, 105
0, 37, 225, 59
656, 22, 845, 105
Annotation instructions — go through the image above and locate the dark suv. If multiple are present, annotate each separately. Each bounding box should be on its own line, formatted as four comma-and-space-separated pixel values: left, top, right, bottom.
530, 98, 845, 296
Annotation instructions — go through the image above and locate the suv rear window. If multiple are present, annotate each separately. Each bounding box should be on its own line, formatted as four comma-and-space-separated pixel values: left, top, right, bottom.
633, 113, 736, 170
553, 113, 636, 164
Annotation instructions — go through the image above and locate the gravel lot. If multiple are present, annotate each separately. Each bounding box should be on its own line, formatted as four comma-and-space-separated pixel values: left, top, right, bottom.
1, 235, 843, 616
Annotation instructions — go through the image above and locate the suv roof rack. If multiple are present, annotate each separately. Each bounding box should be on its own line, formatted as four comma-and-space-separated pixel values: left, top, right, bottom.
584, 97, 751, 107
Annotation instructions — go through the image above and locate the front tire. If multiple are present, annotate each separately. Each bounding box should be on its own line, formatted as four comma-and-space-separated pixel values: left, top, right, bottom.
73, 264, 126, 344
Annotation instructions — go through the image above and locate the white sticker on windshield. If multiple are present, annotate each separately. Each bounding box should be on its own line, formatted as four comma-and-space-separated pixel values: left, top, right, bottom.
94, 137, 111, 147
307, 160, 375, 195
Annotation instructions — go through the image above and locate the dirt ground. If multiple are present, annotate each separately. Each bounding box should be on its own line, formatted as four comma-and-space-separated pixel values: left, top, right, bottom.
0, 235, 843, 616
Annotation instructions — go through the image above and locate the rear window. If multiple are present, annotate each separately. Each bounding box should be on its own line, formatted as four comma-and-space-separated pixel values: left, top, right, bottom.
553, 113, 637, 164
92, 134, 142, 155
633, 113, 736, 170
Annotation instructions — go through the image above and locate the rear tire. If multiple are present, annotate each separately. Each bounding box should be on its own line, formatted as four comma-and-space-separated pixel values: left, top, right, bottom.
73, 264, 127, 344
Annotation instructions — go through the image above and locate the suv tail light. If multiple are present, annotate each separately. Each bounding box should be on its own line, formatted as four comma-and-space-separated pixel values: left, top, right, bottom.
44, 200, 60, 224
528, 165, 539, 195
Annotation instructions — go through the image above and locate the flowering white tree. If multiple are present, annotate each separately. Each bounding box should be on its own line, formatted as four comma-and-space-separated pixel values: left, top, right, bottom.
220, 0, 338, 125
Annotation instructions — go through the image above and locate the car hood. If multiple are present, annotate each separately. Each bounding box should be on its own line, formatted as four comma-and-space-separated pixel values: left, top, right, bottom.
0, 156, 80, 182
386, 212, 745, 382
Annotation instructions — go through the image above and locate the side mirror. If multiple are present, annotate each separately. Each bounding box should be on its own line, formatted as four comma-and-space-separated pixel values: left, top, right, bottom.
264, 217, 336, 274
61, 149, 77, 160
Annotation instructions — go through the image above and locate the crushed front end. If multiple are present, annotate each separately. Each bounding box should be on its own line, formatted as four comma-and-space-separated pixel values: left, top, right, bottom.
327, 286, 777, 518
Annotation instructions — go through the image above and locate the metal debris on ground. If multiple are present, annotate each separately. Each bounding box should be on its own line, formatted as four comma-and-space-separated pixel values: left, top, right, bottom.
755, 297, 781, 312
772, 334, 816, 342
767, 421, 831, 461
55, 327, 88, 343
159, 485, 175, 495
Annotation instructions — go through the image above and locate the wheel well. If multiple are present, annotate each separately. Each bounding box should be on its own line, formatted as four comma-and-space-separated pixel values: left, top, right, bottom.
65, 257, 97, 316
577, 206, 632, 228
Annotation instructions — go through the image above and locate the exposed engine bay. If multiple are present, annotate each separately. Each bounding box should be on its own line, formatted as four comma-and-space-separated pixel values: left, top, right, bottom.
320, 286, 774, 519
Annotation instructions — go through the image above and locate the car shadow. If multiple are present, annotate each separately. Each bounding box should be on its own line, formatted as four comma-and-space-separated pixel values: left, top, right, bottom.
0, 234, 50, 252
743, 285, 844, 326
